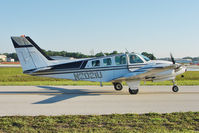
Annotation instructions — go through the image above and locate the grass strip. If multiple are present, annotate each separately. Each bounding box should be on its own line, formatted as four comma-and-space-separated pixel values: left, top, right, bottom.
0, 68, 199, 86
0, 112, 198, 133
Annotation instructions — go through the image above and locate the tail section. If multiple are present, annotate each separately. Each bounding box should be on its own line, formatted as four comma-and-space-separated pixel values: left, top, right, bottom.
11, 35, 53, 72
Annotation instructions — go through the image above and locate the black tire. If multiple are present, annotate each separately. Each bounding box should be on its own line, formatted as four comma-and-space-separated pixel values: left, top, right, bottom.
172, 85, 179, 92
129, 88, 139, 95
113, 83, 123, 91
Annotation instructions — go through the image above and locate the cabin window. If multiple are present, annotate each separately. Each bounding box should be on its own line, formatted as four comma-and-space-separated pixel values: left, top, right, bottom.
115, 55, 126, 65
92, 60, 100, 67
103, 58, 112, 66
129, 55, 144, 63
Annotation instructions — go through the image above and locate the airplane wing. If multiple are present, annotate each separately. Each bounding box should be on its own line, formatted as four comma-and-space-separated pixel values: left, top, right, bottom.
113, 64, 177, 81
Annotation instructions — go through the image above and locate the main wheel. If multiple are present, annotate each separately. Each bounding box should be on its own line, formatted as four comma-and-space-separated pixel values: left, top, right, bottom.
113, 82, 123, 91
129, 88, 139, 95
172, 85, 179, 92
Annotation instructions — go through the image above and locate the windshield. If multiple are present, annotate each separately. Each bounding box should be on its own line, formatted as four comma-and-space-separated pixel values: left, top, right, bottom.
129, 54, 144, 64
140, 54, 150, 62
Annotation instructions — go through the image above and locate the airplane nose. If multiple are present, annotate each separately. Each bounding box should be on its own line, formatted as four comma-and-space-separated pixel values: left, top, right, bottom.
182, 65, 187, 71
183, 65, 187, 72
174, 65, 186, 75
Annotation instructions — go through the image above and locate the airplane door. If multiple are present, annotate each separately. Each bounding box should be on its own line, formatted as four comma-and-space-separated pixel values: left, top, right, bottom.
101, 58, 114, 82
113, 54, 128, 79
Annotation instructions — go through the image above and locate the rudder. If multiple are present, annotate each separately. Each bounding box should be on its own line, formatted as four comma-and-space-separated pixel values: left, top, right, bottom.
11, 35, 53, 72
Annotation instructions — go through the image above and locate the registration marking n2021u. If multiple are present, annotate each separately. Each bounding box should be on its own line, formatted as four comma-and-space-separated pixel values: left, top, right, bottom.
73, 71, 103, 80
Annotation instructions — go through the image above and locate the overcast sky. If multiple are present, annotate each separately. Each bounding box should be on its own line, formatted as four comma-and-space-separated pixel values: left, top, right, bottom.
0, 0, 198, 58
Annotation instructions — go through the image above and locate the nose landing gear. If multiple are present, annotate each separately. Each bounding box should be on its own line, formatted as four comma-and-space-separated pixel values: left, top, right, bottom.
172, 80, 179, 92
172, 85, 179, 92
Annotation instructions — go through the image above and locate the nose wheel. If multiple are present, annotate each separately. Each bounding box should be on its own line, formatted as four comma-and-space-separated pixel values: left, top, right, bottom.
172, 85, 179, 92
172, 80, 179, 92
113, 82, 123, 91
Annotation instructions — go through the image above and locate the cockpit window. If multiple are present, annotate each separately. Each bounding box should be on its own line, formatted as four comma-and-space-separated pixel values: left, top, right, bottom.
129, 55, 144, 63
140, 54, 150, 61
115, 55, 126, 65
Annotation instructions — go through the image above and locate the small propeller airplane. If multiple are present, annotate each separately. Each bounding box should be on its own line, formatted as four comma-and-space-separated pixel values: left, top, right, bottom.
11, 35, 187, 95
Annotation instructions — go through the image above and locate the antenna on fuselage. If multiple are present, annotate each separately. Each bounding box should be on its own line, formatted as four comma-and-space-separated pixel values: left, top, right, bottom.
125, 48, 129, 54
102, 53, 106, 56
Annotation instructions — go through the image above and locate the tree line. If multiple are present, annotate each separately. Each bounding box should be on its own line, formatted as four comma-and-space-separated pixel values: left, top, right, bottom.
2, 50, 156, 62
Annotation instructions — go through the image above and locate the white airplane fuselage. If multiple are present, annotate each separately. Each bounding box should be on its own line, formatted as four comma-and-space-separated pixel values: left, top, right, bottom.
29, 54, 186, 83
11, 36, 187, 94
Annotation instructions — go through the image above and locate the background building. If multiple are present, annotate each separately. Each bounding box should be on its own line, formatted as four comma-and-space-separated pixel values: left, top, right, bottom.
0, 55, 7, 62
7, 57, 15, 62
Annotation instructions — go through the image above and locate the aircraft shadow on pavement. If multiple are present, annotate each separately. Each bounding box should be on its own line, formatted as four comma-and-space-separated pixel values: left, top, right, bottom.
34, 86, 106, 104
0, 86, 109, 104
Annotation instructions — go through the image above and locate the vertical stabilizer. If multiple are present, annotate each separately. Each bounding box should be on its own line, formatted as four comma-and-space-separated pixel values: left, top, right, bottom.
11, 35, 53, 72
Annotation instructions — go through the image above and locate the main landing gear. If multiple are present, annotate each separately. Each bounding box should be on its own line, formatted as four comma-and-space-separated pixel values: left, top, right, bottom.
113, 82, 139, 94
129, 88, 139, 94
172, 80, 179, 92
113, 82, 123, 91
126, 80, 140, 95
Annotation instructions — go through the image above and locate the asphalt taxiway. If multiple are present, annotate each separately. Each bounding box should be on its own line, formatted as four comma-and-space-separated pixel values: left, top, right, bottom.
0, 64, 21, 67
0, 86, 198, 116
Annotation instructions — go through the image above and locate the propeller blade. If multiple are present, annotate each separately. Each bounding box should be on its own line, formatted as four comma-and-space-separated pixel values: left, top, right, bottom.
170, 53, 175, 64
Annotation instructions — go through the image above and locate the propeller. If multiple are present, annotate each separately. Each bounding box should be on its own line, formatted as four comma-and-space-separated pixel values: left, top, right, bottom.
170, 53, 175, 64
170, 53, 183, 72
